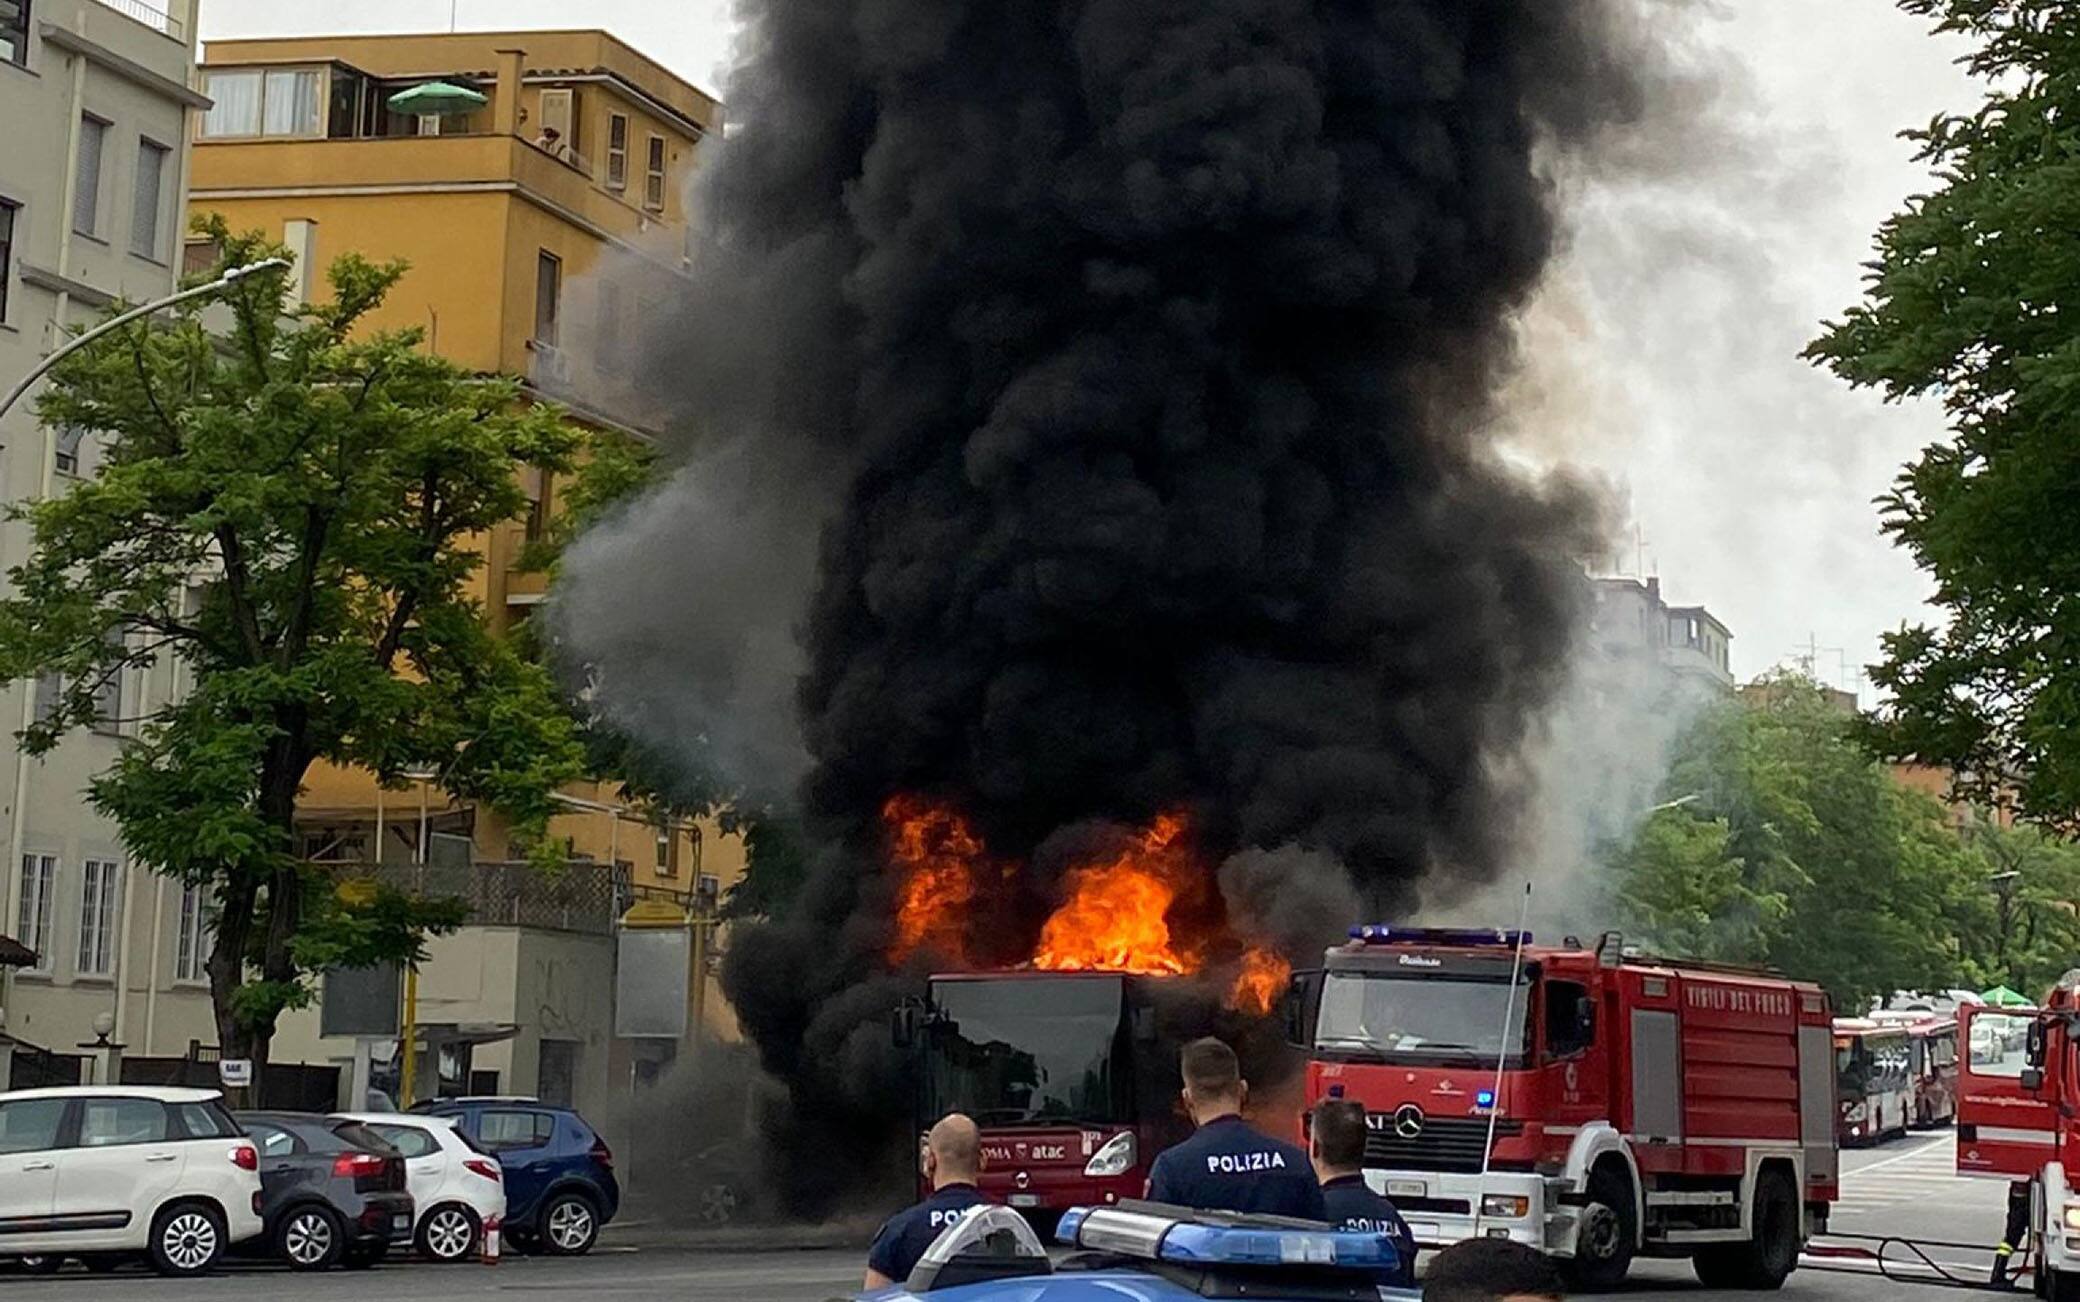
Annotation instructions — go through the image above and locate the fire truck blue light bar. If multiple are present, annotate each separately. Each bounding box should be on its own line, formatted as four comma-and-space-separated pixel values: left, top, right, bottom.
1349, 925, 1532, 948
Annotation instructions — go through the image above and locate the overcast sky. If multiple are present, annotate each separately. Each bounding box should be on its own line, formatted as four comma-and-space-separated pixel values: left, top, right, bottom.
196, 1, 1980, 697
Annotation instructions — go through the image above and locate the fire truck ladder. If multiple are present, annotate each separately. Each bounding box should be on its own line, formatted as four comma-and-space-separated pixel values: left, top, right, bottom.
1803, 1231, 2034, 1292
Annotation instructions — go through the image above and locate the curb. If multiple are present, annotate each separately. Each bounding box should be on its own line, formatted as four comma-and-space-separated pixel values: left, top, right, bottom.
607, 1221, 874, 1254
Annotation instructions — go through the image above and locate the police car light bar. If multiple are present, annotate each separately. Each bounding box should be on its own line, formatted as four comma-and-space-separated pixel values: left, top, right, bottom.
1055, 1206, 1400, 1271
1349, 924, 1532, 948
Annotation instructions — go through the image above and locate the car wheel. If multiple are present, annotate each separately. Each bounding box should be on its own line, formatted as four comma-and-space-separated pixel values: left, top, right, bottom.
417, 1204, 481, 1263
279, 1205, 346, 1271
540, 1192, 600, 1256
697, 1182, 739, 1225
149, 1202, 227, 1278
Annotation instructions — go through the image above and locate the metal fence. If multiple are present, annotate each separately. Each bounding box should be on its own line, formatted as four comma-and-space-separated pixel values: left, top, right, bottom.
4, 1043, 86, 1089
335, 859, 631, 935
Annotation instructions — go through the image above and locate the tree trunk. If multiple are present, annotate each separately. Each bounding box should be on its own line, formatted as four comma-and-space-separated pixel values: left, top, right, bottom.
204, 730, 312, 1110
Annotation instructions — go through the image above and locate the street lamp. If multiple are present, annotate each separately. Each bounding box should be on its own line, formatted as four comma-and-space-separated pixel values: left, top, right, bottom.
0, 258, 290, 424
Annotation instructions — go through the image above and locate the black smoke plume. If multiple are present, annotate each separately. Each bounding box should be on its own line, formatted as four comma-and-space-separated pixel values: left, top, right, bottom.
560, 0, 1646, 1214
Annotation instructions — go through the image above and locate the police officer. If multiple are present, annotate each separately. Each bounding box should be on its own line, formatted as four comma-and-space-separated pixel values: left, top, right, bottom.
863, 1113, 992, 1289
1310, 1098, 1417, 1288
1146, 1037, 1326, 1219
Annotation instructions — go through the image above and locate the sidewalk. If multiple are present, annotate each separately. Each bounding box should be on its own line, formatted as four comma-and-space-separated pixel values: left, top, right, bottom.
606, 1215, 879, 1254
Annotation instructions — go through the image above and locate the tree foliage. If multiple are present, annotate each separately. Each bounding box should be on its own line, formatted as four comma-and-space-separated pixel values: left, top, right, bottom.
0, 220, 586, 1072
1808, 0, 2080, 829
1615, 677, 2007, 1007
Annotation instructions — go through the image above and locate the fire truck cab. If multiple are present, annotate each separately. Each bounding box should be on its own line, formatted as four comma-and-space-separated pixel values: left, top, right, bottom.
1292, 927, 1837, 1290
1958, 979, 2080, 1300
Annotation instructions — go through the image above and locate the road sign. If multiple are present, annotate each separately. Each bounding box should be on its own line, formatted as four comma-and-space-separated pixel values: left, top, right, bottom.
218, 1059, 253, 1087
615, 905, 690, 1039
321, 962, 403, 1038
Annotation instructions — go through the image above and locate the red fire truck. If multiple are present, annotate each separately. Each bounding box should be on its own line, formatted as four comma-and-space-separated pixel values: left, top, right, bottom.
895, 971, 1191, 1219
1291, 926, 1838, 1290
1957, 982, 2080, 1299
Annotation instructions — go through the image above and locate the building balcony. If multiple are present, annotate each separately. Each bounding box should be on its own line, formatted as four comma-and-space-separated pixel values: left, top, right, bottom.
190, 133, 682, 264
334, 859, 638, 936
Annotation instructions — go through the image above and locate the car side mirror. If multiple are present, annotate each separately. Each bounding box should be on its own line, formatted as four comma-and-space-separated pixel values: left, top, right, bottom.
1282, 971, 1320, 1049
2028, 1020, 2048, 1068
1576, 996, 1597, 1042
2023, 1067, 2044, 1092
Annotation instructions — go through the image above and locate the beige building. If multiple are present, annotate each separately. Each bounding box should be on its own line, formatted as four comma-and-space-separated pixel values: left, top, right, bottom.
0, 0, 216, 1079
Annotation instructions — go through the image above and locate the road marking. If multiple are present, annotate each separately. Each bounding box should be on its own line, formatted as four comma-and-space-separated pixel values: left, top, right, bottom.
1843, 1137, 1954, 1180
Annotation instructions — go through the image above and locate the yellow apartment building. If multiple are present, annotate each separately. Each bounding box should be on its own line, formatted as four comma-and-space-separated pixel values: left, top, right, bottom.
183, 30, 741, 1110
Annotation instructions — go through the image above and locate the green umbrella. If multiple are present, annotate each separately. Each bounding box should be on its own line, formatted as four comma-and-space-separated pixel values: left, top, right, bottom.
1981, 984, 2033, 1007
385, 81, 488, 117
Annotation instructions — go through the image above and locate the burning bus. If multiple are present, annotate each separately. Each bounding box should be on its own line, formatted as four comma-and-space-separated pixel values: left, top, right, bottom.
896, 971, 1190, 1216
884, 800, 1295, 1218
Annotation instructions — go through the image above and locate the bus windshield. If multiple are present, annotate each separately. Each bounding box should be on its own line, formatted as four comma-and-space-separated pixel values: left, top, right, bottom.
925, 976, 1130, 1127
1314, 971, 1530, 1068
1836, 1032, 1908, 1095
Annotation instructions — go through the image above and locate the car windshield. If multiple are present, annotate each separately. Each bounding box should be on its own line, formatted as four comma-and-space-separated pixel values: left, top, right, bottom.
926, 976, 1129, 1126
1315, 972, 1530, 1067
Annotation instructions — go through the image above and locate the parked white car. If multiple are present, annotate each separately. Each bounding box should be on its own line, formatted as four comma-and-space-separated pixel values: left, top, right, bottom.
332, 1111, 506, 1263
0, 1085, 264, 1276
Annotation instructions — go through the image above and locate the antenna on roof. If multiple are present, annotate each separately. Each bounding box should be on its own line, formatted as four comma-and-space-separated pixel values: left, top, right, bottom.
1471, 883, 1532, 1241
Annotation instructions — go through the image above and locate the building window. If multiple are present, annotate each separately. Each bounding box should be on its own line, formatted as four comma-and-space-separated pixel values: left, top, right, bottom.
523, 466, 552, 543
32, 669, 61, 724
16, 854, 55, 974
3, 0, 27, 67
76, 859, 122, 977
696, 873, 721, 912
201, 67, 321, 138
74, 115, 106, 237
0, 200, 15, 324
653, 825, 673, 875
53, 424, 84, 476
91, 630, 125, 734
644, 134, 666, 211
607, 113, 628, 191
175, 882, 210, 982
130, 138, 169, 261
534, 250, 561, 346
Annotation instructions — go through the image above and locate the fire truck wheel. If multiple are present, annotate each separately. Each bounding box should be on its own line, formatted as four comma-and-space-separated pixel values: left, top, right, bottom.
2051, 1267, 2080, 1302
1692, 1169, 1799, 1291
1566, 1165, 1637, 1292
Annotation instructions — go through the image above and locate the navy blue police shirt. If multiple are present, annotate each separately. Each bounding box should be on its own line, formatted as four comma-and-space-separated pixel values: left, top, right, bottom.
1321, 1174, 1418, 1288
1146, 1115, 1327, 1220
867, 1183, 990, 1284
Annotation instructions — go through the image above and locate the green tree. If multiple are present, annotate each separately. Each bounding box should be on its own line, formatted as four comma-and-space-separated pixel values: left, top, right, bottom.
1952, 819, 2080, 999
0, 221, 585, 1083
1616, 677, 1984, 1007
1808, 0, 2080, 829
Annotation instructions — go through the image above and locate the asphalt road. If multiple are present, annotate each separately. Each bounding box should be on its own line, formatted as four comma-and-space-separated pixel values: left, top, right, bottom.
0, 1132, 2012, 1300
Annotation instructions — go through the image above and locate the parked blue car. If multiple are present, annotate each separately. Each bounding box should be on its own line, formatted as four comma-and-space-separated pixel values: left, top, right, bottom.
859, 1203, 1418, 1301
410, 1098, 617, 1255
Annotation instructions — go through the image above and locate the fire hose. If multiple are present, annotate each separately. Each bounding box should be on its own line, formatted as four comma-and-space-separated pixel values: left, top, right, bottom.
1804, 1231, 2033, 1292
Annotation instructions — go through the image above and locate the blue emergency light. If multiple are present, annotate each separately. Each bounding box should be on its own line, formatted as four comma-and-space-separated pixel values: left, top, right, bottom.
1349, 924, 1533, 948
1476, 1090, 1496, 1107
1056, 1206, 1401, 1271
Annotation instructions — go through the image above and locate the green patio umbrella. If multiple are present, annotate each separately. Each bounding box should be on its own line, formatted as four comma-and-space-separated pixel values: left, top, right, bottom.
385, 81, 488, 117
1981, 984, 2032, 1007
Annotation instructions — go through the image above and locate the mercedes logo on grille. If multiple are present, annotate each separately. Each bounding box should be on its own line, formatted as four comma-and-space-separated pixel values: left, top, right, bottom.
1393, 1104, 1426, 1139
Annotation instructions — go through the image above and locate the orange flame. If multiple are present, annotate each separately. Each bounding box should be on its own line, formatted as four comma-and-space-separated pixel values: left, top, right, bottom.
885, 794, 987, 966
881, 797, 1290, 1019
1228, 946, 1292, 1017
1032, 813, 1198, 976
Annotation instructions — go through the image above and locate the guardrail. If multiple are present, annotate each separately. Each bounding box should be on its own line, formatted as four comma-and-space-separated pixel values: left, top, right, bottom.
92, 0, 182, 39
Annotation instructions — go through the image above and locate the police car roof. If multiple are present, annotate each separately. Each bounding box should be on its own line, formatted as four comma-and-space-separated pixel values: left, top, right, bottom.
864, 1271, 1421, 1301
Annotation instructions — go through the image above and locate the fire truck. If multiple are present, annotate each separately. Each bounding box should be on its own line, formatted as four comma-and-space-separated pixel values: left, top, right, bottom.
1290, 926, 1837, 1290
894, 971, 1193, 1219
1957, 978, 2080, 1300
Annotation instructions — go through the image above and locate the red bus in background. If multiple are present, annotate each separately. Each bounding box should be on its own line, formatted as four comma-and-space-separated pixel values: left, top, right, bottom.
1871, 1013, 1959, 1129
1833, 1018, 1911, 1146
